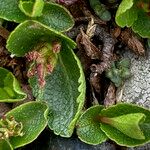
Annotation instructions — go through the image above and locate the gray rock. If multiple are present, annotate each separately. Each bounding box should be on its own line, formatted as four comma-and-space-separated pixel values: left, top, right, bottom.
47, 136, 116, 150
23, 131, 116, 150
116, 49, 150, 109
127, 143, 150, 150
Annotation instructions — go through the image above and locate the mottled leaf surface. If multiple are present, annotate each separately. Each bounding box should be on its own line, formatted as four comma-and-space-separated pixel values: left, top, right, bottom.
76, 105, 108, 145
29, 45, 86, 137
36, 2, 74, 32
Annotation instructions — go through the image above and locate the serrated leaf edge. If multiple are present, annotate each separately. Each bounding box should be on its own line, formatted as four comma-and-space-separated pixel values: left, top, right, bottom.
67, 47, 86, 137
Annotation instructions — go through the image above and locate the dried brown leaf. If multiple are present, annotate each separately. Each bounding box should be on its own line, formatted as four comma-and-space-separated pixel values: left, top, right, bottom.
80, 28, 101, 59
111, 27, 121, 38
121, 29, 145, 56
104, 83, 116, 107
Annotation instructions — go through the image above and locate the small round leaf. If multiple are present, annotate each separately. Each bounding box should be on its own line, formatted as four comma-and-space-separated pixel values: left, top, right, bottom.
76, 105, 108, 145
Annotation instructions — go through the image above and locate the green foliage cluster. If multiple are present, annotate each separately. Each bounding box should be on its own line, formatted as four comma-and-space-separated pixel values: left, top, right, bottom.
115, 0, 150, 38
106, 59, 131, 87
89, 0, 111, 21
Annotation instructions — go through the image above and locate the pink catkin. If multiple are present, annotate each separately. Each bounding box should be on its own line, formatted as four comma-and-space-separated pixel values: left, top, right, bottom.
26, 51, 41, 62
52, 42, 61, 53
27, 67, 36, 77
47, 64, 54, 73
36, 64, 46, 88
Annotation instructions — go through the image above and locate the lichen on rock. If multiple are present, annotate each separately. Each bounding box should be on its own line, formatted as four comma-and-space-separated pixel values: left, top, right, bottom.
116, 48, 150, 109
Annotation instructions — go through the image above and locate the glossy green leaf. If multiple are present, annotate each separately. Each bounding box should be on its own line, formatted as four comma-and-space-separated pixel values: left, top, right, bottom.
0, 67, 27, 102
6, 20, 76, 57
19, 0, 44, 17
0, 1, 74, 32
100, 103, 150, 147
76, 105, 108, 145
132, 10, 150, 38
6, 101, 48, 149
115, 0, 138, 27
29, 45, 86, 137
36, 2, 74, 32
0, 140, 13, 150
101, 113, 145, 140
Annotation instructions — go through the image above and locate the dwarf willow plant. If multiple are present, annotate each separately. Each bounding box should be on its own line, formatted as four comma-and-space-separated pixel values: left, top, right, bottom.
0, 0, 150, 150
0, 0, 85, 149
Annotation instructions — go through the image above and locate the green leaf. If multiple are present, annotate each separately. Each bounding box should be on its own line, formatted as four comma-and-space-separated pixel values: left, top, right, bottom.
100, 103, 150, 147
0, 1, 74, 32
0, 67, 27, 102
115, 0, 138, 27
36, 2, 74, 32
76, 105, 108, 145
29, 45, 86, 137
19, 1, 35, 17
6, 20, 76, 57
101, 113, 145, 140
132, 10, 150, 38
19, 0, 44, 17
0, 140, 13, 150
0, 0, 29, 22
6, 101, 48, 149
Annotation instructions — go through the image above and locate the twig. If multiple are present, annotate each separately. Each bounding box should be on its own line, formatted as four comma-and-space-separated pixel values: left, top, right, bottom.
90, 24, 116, 74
